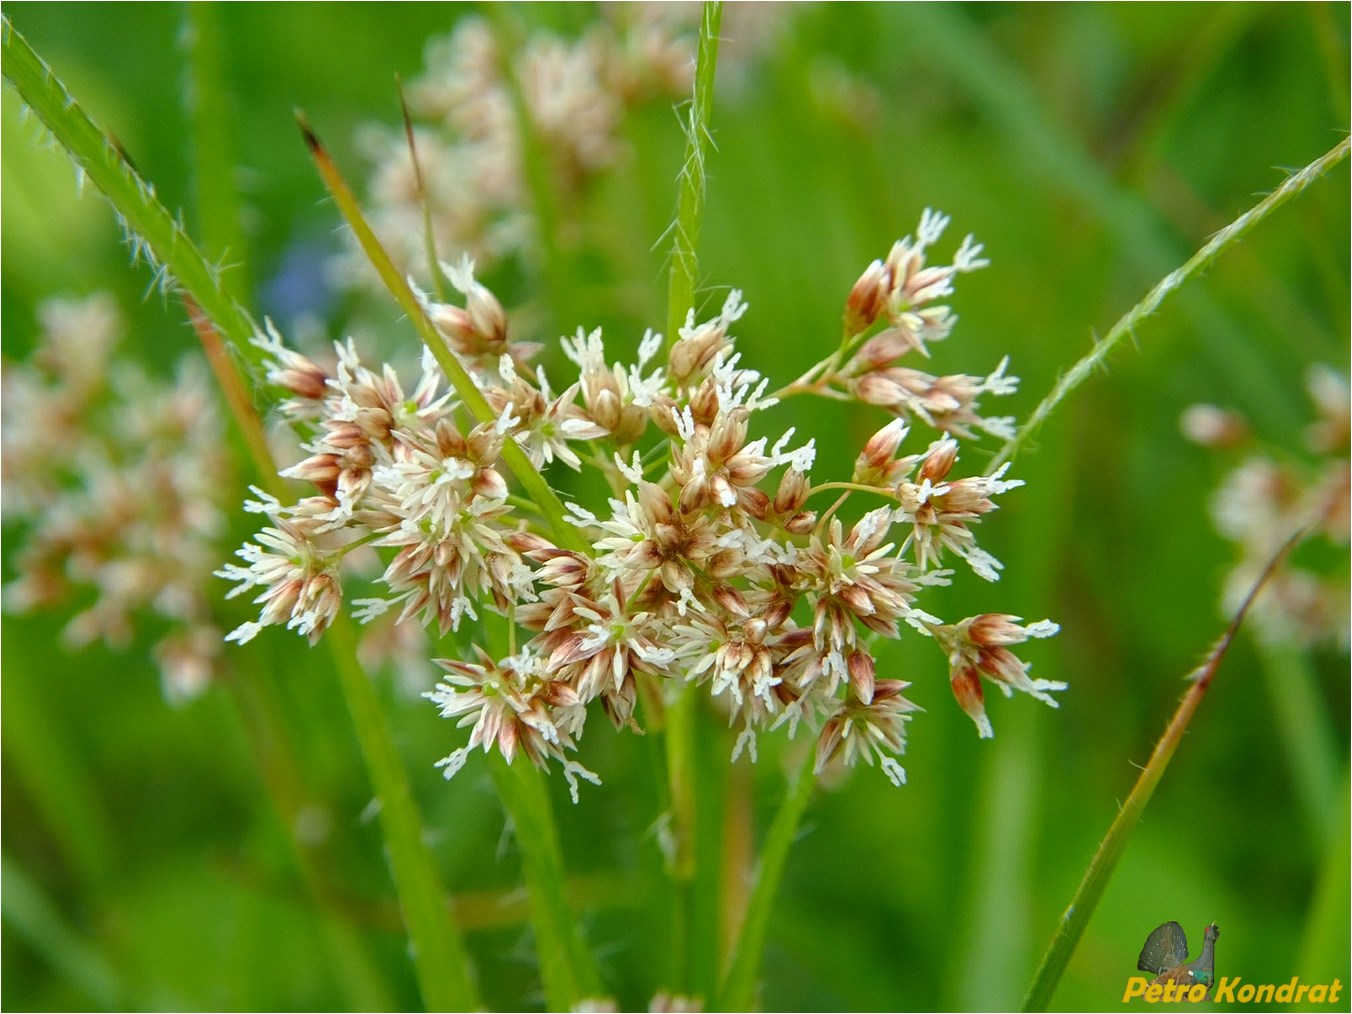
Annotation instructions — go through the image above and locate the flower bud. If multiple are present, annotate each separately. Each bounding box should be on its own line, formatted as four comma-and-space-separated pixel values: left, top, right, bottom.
845, 259, 890, 336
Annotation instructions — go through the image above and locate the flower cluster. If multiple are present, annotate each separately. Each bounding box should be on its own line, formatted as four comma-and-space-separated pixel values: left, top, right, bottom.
225, 211, 1063, 794
2, 295, 231, 701
339, 6, 798, 289
338, 9, 696, 287
1183, 366, 1350, 647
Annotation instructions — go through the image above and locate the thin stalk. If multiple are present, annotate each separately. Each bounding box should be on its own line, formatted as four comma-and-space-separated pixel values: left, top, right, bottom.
1257, 641, 1339, 845
326, 615, 481, 1011
1296, 764, 1351, 982
660, 3, 723, 993
297, 114, 588, 556
186, 299, 284, 500
397, 75, 447, 303
717, 745, 817, 1011
989, 136, 1351, 473
1020, 528, 1306, 1012
2, 28, 480, 1008
183, 0, 250, 303
489, 753, 604, 1011
664, 1, 723, 349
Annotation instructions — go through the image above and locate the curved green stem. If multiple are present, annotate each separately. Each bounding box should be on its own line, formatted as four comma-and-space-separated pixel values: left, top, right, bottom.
1020, 529, 1305, 1011
989, 136, 1351, 474
1, 16, 260, 367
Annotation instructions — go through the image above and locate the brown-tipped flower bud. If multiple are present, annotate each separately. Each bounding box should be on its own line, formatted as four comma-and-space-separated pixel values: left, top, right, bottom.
275, 355, 330, 400
845, 259, 890, 337
847, 649, 876, 705
919, 438, 958, 483
855, 326, 920, 369
774, 469, 810, 515
950, 664, 991, 739
855, 419, 909, 485
713, 585, 750, 617
784, 510, 817, 535
689, 377, 722, 427
649, 396, 683, 436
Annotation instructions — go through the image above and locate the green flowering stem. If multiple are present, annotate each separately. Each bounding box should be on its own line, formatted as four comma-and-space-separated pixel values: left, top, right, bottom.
989, 135, 1351, 474
489, 754, 604, 1010
1020, 528, 1305, 1012
664, 0, 723, 349
717, 745, 817, 1011
297, 113, 589, 557
326, 615, 481, 1012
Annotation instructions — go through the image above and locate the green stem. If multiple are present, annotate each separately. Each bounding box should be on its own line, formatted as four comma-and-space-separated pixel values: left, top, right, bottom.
183, 0, 250, 303
1296, 764, 1351, 983
1020, 529, 1305, 1011
396, 75, 447, 303
717, 745, 817, 1011
489, 753, 603, 1010
989, 136, 1351, 474
297, 114, 588, 556
1257, 641, 1339, 846
327, 615, 480, 1011
2, 17, 281, 499
664, 1, 723, 349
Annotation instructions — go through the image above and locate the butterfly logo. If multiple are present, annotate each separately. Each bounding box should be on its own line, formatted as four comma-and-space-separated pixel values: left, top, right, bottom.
1137, 921, 1220, 992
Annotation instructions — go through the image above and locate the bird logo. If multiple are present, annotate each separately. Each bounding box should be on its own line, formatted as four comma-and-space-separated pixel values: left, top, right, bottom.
1137, 921, 1220, 992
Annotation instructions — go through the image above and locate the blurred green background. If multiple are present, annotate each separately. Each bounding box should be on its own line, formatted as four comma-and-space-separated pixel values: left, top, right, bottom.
3, 3, 1348, 1011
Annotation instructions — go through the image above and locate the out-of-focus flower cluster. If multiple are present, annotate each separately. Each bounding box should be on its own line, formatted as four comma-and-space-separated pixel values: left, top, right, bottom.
1183, 366, 1350, 648
226, 211, 1062, 796
2, 295, 231, 701
338, 8, 696, 287
338, 6, 797, 289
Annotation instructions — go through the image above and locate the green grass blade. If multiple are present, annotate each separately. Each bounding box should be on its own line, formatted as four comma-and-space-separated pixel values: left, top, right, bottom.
989, 136, 1351, 474
1, 16, 257, 362
1020, 529, 1306, 1011
1297, 765, 1351, 984
325, 615, 482, 1012
1, 15, 279, 496
717, 746, 816, 1012
489, 753, 604, 1010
